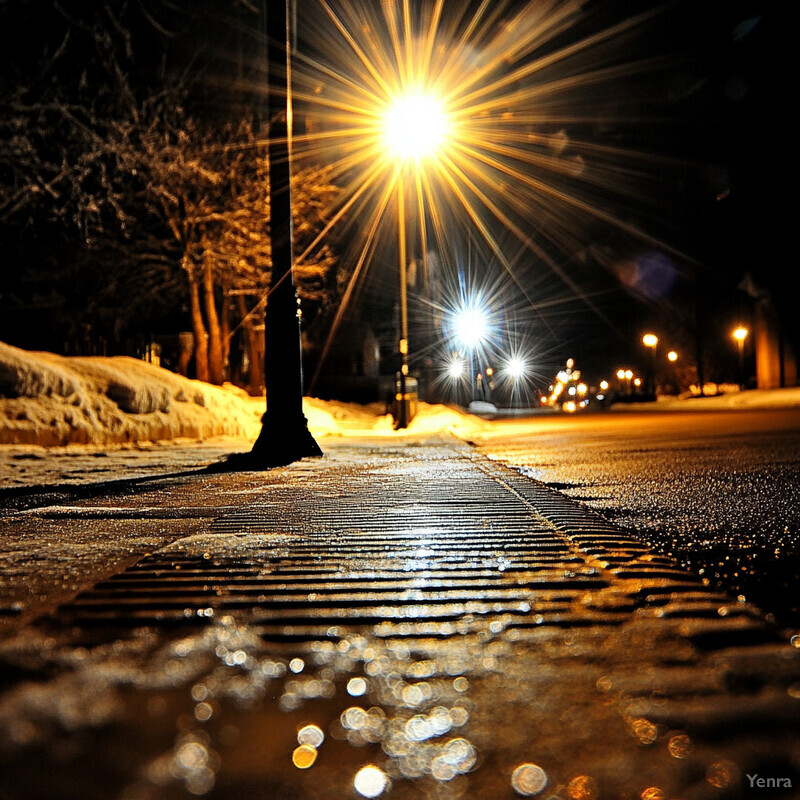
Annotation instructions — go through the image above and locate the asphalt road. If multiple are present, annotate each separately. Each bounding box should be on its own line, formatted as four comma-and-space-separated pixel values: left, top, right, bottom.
472, 407, 800, 630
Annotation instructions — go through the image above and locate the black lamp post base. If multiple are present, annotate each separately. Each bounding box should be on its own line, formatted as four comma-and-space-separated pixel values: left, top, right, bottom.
214, 413, 322, 471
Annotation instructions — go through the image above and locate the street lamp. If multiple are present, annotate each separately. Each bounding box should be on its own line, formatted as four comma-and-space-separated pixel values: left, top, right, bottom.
732, 326, 749, 390
453, 301, 490, 403
245, 0, 322, 467
382, 91, 448, 428
505, 356, 526, 380
642, 333, 659, 397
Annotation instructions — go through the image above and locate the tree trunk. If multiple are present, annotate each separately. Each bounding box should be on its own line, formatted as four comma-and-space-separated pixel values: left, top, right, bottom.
237, 294, 264, 395
186, 265, 209, 383
221, 287, 231, 375
203, 259, 225, 385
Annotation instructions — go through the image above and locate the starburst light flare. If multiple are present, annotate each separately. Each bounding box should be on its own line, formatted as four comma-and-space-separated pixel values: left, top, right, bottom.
291, 0, 697, 383
383, 92, 449, 161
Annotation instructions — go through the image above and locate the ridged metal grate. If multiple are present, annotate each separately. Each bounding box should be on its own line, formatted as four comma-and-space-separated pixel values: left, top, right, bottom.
58, 447, 730, 644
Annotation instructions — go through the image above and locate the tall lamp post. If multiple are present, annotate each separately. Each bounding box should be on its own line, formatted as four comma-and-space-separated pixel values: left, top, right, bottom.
382, 92, 447, 428
248, 0, 322, 466
453, 304, 489, 404
642, 333, 659, 398
733, 326, 749, 390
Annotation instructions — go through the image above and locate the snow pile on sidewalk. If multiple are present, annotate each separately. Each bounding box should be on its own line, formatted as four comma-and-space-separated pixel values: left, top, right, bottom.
306, 397, 487, 438
0, 341, 264, 446
0, 341, 483, 448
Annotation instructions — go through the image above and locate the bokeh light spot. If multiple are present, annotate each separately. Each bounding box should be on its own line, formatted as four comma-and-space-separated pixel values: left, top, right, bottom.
511, 763, 548, 795
347, 677, 368, 696
568, 774, 599, 800
292, 744, 318, 769
297, 724, 324, 748
706, 760, 738, 789
354, 765, 389, 798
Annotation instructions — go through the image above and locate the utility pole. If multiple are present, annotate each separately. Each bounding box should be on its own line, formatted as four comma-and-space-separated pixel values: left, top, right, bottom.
248, 0, 321, 466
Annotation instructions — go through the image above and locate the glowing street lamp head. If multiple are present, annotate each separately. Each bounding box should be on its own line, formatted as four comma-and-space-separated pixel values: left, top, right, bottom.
642, 333, 658, 348
733, 326, 749, 342
383, 92, 448, 161
447, 358, 465, 380
453, 305, 489, 349
506, 356, 526, 379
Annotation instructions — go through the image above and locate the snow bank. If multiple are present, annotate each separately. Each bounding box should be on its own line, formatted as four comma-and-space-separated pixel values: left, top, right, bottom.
0, 341, 485, 449
0, 341, 263, 446
302, 398, 486, 438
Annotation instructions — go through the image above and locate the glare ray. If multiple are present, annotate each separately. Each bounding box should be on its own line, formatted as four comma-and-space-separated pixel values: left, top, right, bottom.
309, 165, 399, 389
291, 0, 700, 377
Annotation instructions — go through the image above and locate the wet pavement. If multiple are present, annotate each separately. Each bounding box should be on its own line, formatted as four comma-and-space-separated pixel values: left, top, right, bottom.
0, 436, 799, 799
472, 408, 800, 629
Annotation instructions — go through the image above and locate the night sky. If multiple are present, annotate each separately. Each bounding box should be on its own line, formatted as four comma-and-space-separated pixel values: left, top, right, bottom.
0, 0, 791, 390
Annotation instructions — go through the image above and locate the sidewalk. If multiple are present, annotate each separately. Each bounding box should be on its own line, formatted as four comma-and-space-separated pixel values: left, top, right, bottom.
0, 435, 798, 799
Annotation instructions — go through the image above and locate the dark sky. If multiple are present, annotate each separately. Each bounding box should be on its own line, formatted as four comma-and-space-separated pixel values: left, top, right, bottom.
294, 0, 790, 381
0, 0, 790, 384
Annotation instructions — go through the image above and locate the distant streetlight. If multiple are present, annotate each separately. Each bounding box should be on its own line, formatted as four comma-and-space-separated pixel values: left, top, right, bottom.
733, 326, 749, 390
642, 333, 659, 348
447, 357, 465, 380
453, 301, 489, 402
667, 350, 678, 362
642, 333, 659, 396
382, 91, 448, 428
384, 94, 448, 160
506, 356, 526, 379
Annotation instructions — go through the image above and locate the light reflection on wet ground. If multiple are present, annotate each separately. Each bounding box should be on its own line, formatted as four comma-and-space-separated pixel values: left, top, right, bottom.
2, 610, 798, 799
0, 438, 798, 799
474, 409, 800, 627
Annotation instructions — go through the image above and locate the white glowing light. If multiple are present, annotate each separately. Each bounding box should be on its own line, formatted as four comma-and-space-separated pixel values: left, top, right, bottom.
384, 93, 447, 160
297, 725, 325, 748
511, 763, 549, 796
347, 677, 368, 697
354, 765, 389, 798
447, 358, 465, 379
453, 306, 488, 349
506, 357, 526, 379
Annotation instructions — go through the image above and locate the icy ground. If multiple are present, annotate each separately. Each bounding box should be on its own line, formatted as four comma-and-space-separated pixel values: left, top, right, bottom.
0, 341, 486, 487
2, 339, 799, 489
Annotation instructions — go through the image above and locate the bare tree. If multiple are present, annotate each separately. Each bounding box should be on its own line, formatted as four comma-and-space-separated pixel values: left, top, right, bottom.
0, 2, 341, 386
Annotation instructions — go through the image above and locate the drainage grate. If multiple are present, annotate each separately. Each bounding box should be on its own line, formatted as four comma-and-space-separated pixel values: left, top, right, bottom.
58, 446, 740, 644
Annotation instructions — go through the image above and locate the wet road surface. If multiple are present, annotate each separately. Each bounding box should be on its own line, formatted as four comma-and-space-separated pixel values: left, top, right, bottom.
1, 437, 798, 799
473, 408, 800, 629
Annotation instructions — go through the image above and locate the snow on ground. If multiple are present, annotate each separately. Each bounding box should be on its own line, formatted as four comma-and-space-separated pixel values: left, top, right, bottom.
2, 340, 799, 488
0, 340, 264, 446
0, 342, 485, 487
